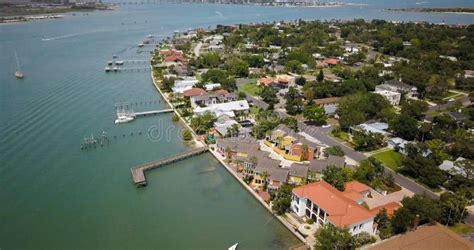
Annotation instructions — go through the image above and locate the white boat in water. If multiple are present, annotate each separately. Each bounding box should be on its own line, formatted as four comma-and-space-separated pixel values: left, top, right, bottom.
115, 115, 134, 124
14, 50, 24, 79
228, 243, 238, 250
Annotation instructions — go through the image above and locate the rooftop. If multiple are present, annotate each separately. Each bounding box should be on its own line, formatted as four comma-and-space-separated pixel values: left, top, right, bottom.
293, 180, 375, 227
307, 155, 346, 173
314, 97, 341, 105
289, 164, 309, 177
183, 88, 207, 97
368, 223, 474, 250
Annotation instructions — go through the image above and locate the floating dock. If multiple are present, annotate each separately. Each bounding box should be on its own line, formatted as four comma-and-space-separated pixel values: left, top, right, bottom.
131, 146, 209, 187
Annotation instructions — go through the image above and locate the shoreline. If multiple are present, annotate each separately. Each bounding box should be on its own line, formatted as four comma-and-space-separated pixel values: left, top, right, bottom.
149, 61, 308, 247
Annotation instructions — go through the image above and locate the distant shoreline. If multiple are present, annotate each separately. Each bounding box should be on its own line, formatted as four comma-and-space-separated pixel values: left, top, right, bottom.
386, 7, 474, 14
0, 3, 114, 24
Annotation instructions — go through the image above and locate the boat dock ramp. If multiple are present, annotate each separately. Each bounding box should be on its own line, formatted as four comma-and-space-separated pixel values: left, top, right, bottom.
131, 146, 209, 187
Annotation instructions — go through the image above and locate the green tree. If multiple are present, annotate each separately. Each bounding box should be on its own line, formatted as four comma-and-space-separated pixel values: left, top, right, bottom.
261, 171, 270, 191
282, 117, 299, 132
317, 69, 324, 82
259, 86, 279, 109
391, 207, 414, 234
374, 209, 392, 239
226, 57, 249, 77
352, 130, 385, 151
271, 184, 295, 215
401, 99, 428, 120
389, 114, 419, 141
190, 112, 217, 134
322, 165, 353, 191
286, 60, 303, 74
439, 191, 469, 226
315, 224, 354, 250
160, 77, 176, 92
400, 143, 447, 188
303, 103, 327, 125
295, 76, 306, 86
323, 145, 345, 157
401, 194, 441, 224
285, 87, 303, 115
181, 129, 193, 141
353, 158, 384, 185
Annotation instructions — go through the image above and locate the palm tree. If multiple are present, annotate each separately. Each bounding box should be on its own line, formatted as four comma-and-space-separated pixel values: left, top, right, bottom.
250, 155, 258, 165
261, 171, 270, 191
301, 143, 309, 161
225, 146, 232, 160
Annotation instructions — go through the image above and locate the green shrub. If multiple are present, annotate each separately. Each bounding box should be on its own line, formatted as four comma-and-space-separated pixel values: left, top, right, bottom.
172, 114, 179, 122
182, 129, 193, 141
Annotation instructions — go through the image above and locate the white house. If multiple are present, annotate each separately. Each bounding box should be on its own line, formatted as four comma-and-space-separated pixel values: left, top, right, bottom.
374, 90, 401, 106
291, 180, 377, 236
194, 100, 249, 118
375, 79, 418, 98
172, 77, 199, 93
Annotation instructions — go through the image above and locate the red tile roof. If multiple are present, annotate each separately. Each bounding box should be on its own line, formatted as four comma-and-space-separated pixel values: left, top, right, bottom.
183, 88, 207, 97
214, 89, 229, 95
370, 202, 402, 217
293, 180, 374, 227
345, 181, 371, 194
323, 58, 340, 65
258, 76, 275, 86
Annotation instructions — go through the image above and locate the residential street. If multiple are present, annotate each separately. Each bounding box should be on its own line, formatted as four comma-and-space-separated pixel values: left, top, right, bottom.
246, 98, 440, 199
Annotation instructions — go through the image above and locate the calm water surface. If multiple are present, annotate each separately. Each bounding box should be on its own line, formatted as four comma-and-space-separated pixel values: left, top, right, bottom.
0, 2, 473, 249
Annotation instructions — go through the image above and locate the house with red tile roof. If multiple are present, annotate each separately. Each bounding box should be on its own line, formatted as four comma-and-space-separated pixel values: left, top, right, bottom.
257, 76, 276, 87
183, 88, 207, 97
323, 58, 341, 66
291, 180, 377, 236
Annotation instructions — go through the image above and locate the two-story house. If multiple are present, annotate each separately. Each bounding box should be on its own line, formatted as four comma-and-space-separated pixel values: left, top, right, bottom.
291, 180, 377, 236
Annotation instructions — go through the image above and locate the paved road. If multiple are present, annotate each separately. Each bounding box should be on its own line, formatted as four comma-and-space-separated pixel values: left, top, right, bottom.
193, 41, 202, 57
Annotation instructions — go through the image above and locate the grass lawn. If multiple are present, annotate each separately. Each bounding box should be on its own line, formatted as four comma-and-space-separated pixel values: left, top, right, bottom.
449, 224, 474, 234
240, 82, 261, 96
372, 150, 403, 170
331, 131, 355, 148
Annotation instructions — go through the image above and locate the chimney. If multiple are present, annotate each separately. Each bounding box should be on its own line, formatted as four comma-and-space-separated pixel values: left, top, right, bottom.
412, 214, 420, 231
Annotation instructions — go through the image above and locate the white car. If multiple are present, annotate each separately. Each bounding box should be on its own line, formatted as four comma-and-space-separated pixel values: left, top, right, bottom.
322, 124, 331, 128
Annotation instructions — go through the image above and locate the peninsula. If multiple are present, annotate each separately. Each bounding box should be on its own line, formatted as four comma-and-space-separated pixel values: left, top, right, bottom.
386, 7, 474, 14
143, 19, 474, 249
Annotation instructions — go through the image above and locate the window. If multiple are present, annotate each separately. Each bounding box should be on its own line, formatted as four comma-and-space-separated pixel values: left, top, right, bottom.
353, 226, 357, 231
359, 224, 363, 229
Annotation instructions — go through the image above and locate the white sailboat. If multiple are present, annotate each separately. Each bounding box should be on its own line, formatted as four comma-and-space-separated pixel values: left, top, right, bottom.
228, 243, 238, 250
14, 50, 24, 79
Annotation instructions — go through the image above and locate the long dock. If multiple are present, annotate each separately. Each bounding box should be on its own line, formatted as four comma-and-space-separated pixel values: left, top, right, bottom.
132, 109, 173, 117
131, 146, 209, 187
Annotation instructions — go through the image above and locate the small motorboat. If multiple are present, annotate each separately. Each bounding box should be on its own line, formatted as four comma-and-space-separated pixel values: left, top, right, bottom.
228, 243, 238, 250
138, 43, 144, 47
15, 70, 24, 79
115, 115, 134, 124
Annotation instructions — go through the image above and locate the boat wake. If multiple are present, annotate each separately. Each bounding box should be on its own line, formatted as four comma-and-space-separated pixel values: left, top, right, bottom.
41, 29, 106, 41
215, 11, 224, 19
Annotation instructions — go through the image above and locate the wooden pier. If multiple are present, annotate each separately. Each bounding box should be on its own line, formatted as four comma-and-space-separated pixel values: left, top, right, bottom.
131, 146, 209, 187
132, 109, 173, 117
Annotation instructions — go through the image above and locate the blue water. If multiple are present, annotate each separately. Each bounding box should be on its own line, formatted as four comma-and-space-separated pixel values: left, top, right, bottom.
0, 2, 473, 249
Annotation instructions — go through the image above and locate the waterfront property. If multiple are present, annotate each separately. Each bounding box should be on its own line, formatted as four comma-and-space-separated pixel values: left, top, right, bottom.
190, 89, 237, 108
291, 180, 377, 236
194, 100, 249, 118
